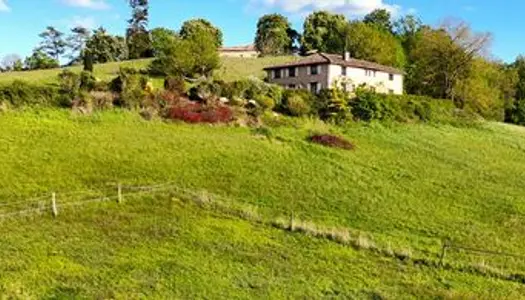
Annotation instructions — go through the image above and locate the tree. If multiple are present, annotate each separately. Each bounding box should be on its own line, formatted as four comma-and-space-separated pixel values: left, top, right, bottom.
150, 29, 219, 78
1, 54, 23, 71
24, 50, 59, 70
86, 27, 127, 63
38, 26, 67, 61
345, 21, 406, 68
180, 19, 223, 48
67, 26, 91, 63
364, 9, 393, 33
407, 22, 492, 100
393, 14, 423, 51
126, 0, 152, 59
254, 14, 297, 56
455, 59, 512, 120
301, 11, 348, 54
151, 27, 178, 55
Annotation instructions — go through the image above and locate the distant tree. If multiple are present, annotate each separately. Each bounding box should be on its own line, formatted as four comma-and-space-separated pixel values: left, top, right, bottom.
301, 11, 348, 54
1, 54, 23, 71
86, 27, 127, 63
38, 26, 67, 61
24, 50, 59, 70
363, 9, 393, 33
67, 26, 91, 63
180, 19, 223, 48
255, 14, 297, 56
126, 0, 152, 59
345, 21, 406, 68
150, 29, 219, 78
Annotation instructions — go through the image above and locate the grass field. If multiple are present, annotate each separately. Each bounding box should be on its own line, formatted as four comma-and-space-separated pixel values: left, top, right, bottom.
1, 109, 525, 297
0, 56, 296, 86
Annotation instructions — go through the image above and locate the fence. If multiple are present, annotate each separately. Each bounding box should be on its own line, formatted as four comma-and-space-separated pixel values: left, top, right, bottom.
1, 182, 525, 281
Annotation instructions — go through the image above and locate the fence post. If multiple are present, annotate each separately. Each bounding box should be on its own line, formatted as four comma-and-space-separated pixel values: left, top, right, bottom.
289, 211, 295, 231
117, 183, 122, 204
51, 192, 58, 218
439, 239, 449, 267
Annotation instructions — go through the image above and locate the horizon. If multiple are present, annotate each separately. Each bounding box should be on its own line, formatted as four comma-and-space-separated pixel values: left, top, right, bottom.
0, 0, 524, 63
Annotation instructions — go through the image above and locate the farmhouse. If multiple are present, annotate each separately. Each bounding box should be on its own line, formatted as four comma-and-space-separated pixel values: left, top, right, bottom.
264, 52, 404, 95
219, 44, 259, 58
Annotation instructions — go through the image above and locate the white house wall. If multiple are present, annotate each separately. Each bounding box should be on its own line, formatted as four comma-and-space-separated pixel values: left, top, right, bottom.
327, 65, 403, 95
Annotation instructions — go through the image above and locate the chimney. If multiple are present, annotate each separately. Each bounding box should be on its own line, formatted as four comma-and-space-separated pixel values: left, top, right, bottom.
344, 51, 351, 61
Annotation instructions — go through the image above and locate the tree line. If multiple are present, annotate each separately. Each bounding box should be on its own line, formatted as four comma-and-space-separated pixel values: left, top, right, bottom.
254, 10, 525, 123
2, 3, 525, 124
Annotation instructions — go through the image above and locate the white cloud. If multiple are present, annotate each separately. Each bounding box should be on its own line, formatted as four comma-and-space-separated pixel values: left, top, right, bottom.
250, 0, 401, 16
0, 0, 10, 12
61, 0, 109, 10
69, 16, 97, 29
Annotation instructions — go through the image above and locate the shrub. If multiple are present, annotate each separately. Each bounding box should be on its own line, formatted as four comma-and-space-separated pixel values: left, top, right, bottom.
164, 76, 186, 94
90, 91, 116, 110
111, 68, 148, 109
58, 70, 81, 107
308, 134, 354, 150
0, 80, 60, 107
282, 90, 313, 117
317, 88, 352, 123
80, 71, 96, 91
351, 89, 386, 121
254, 95, 275, 111
167, 101, 233, 124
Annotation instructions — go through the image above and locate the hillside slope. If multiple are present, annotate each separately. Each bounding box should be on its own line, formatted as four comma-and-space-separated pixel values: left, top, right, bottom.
0, 56, 296, 84
1, 110, 525, 297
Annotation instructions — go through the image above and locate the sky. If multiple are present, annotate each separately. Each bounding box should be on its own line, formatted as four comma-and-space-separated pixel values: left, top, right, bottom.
0, 0, 524, 62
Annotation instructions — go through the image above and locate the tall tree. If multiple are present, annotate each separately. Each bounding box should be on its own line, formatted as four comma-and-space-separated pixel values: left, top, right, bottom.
407, 22, 492, 100
393, 14, 422, 52
126, 0, 152, 59
301, 11, 348, 54
67, 26, 91, 63
150, 28, 219, 78
254, 14, 297, 56
180, 19, 223, 48
86, 27, 128, 63
38, 26, 67, 61
363, 9, 393, 33
345, 21, 406, 68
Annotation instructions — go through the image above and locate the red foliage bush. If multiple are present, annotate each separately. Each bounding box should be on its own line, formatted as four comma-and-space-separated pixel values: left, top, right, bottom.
308, 134, 354, 150
168, 102, 234, 124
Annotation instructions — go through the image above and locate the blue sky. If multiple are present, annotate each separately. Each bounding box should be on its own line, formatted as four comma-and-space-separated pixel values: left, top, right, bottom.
0, 0, 523, 62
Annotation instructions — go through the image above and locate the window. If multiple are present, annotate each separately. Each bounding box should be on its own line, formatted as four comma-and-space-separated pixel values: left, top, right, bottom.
288, 84, 296, 89
310, 65, 319, 75
389, 89, 394, 94
342, 66, 347, 76
274, 69, 281, 79
365, 69, 376, 77
309, 82, 319, 94
389, 74, 394, 81
288, 67, 296, 78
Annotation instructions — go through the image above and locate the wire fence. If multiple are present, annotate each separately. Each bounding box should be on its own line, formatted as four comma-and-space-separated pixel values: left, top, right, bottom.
1, 182, 525, 277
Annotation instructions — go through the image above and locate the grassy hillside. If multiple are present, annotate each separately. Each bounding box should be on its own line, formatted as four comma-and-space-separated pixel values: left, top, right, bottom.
0, 56, 296, 85
1, 109, 525, 297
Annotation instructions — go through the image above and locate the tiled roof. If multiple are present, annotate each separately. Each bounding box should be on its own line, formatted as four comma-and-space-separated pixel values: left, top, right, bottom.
220, 44, 257, 52
263, 53, 403, 75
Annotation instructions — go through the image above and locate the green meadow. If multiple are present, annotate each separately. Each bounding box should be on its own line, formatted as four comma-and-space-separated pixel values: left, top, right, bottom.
1, 109, 525, 298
